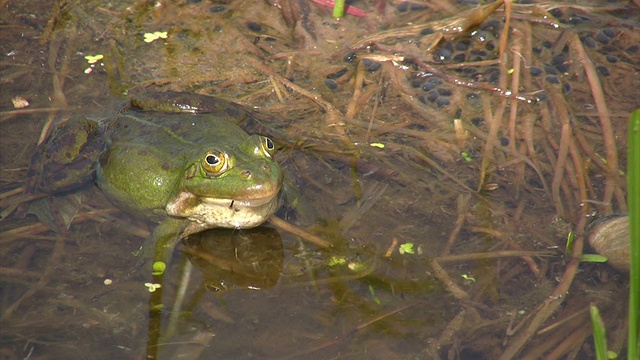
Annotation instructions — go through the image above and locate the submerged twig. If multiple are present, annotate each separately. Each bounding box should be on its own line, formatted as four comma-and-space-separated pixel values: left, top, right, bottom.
499, 213, 589, 359
280, 301, 420, 359
269, 216, 332, 249
350, 1, 505, 49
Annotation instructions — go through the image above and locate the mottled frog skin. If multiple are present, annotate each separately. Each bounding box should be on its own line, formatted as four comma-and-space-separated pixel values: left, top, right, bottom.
27, 92, 284, 272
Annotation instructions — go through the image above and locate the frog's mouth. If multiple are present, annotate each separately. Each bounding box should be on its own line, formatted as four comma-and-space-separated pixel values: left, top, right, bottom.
226, 196, 275, 208
167, 191, 280, 233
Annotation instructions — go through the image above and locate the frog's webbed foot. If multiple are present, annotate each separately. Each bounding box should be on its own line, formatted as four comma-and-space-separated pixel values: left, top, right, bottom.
27, 192, 84, 233
14, 117, 104, 230
134, 217, 188, 277
27, 116, 104, 194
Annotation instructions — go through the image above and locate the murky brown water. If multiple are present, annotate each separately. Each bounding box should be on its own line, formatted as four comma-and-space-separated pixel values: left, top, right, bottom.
1, 1, 638, 359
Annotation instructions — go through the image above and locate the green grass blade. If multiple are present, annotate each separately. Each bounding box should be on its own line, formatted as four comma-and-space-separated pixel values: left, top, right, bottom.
591, 304, 608, 360
628, 108, 640, 360
333, 0, 345, 18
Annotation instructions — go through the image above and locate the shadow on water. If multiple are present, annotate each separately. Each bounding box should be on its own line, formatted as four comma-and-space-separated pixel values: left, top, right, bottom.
1, 0, 638, 359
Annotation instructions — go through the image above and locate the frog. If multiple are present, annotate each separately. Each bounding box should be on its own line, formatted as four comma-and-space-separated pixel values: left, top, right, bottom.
26, 91, 284, 274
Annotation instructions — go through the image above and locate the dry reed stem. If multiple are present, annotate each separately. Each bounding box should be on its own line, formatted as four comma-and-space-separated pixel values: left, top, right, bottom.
405, 146, 476, 194
441, 59, 500, 70
464, 123, 549, 196
537, 306, 591, 336
268, 216, 332, 249
467, 226, 541, 276
0, 267, 43, 281
538, 104, 560, 151
478, 94, 497, 191
412, 56, 536, 103
499, 213, 588, 359
38, 24, 75, 145
522, 113, 544, 184
0, 207, 125, 244
1, 231, 65, 321
513, 141, 528, 196
349, 1, 504, 49
568, 136, 588, 212
513, 198, 526, 222
430, 259, 469, 300
573, 125, 615, 178
441, 194, 471, 256
268, 75, 286, 103
0, 107, 80, 123
518, 316, 584, 359
551, 123, 570, 218
0, 187, 23, 200
427, 308, 468, 358
435, 249, 548, 263
282, 302, 419, 360
249, 59, 340, 115
508, 27, 523, 153
0, 222, 53, 244
543, 324, 592, 360
498, 0, 512, 64
364, 77, 384, 142
483, 1, 512, 193
550, 90, 590, 217
384, 236, 398, 258
345, 59, 365, 118
569, 34, 623, 213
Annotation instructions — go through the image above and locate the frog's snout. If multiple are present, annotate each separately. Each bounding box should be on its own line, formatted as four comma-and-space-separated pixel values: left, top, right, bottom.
241, 163, 276, 180
240, 170, 252, 180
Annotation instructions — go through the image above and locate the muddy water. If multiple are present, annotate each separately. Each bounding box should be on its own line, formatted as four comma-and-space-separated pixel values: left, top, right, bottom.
1, 1, 638, 359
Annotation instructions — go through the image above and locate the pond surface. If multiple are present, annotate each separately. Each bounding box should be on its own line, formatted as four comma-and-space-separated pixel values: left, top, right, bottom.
1, 1, 637, 359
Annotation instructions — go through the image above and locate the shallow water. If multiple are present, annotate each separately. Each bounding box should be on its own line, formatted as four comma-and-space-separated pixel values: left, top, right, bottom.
1, 1, 638, 359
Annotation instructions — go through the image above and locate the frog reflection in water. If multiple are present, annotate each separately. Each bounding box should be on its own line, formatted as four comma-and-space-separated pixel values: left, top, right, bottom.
27, 92, 284, 274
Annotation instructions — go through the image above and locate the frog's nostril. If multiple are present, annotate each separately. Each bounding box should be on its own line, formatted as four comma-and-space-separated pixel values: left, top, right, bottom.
241, 170, 252, 179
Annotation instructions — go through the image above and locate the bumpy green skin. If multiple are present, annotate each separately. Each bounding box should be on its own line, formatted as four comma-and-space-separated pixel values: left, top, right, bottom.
30, 92, 284, 270
96, 111, 281, 221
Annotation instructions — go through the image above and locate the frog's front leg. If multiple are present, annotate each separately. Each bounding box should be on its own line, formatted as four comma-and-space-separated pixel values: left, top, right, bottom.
138, 217, 190, 276
27, 117, 104, 194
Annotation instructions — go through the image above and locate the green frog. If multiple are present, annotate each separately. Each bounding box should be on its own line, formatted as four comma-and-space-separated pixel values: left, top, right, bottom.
26, 92, 284, 274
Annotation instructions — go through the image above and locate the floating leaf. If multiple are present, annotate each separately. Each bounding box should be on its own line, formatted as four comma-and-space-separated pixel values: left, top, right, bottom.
399, 242, 414, 254
152, 261, 166, 275
144, 283, 162, 292
328, 256, 346, 266
461, 274, 476, 282
84, 54, 103, 64
144, 31, 168, 43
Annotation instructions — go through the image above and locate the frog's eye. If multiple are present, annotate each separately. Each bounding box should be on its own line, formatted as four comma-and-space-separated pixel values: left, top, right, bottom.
261, 137, 275, 157
203, 151, 228, 175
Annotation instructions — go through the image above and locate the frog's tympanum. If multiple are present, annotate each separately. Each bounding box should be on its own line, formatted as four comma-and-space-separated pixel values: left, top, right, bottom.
26, 92, 284, 273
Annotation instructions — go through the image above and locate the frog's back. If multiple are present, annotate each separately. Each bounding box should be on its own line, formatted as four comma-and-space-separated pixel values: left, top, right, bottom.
105, 111, 248, 153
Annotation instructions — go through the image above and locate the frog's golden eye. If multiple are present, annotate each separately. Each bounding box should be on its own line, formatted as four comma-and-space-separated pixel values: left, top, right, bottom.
261, 137, 275, 157
203, 151, 227, 175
